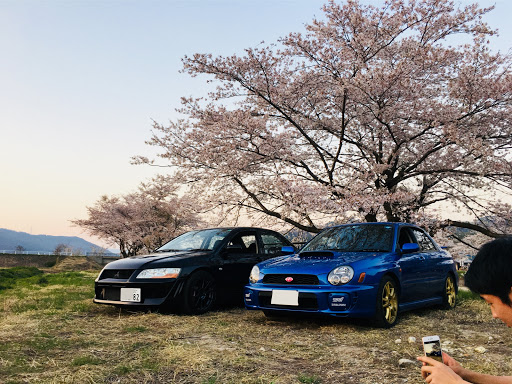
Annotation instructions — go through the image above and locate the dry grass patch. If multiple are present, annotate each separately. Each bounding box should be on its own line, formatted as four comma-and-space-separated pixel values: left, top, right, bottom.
0, 268, 511, 383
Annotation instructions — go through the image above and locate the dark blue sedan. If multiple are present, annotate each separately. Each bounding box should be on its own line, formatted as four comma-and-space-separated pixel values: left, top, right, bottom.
244, 222, 458, 327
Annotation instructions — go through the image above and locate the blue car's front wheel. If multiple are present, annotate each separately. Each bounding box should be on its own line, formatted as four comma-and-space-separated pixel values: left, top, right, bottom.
374, 276, 399, 328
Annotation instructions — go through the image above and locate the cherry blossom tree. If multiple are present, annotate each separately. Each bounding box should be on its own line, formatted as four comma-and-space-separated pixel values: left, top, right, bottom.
73, 176, 202, 257
53, 243, 71, 256
137, 0, 512, 240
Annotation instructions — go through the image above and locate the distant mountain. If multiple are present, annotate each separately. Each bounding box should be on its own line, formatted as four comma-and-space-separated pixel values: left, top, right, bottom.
0, 228, 111, 254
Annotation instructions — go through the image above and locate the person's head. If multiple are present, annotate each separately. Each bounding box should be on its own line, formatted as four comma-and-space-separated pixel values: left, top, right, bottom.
465, 237, 512, 317
465, 237, 512, 327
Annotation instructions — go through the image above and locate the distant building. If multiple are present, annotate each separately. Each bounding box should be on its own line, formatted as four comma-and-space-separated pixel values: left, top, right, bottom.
455, 255, 474, 270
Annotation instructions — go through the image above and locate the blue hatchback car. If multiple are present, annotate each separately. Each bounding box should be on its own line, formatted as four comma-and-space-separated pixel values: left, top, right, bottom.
244, 222, 458, 327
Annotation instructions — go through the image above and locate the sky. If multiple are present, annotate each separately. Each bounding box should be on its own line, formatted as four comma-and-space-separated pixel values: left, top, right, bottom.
1, 0, 511, 249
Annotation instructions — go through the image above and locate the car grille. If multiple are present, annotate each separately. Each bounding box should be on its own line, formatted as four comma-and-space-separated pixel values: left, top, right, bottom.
99, 269, 136, 280
262, 274, 319, 285
258, 291, 318, 310
95, 285, 171, 301
97, 287, 121, 301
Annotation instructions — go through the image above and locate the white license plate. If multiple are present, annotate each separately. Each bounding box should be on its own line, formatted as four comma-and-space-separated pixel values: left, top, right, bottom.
120, 288, 141, 302
271, 290, 299, 306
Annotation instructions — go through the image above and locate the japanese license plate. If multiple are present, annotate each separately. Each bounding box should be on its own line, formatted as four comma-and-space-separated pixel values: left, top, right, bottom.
120, 288, 141, 302
271, 290, 299, 306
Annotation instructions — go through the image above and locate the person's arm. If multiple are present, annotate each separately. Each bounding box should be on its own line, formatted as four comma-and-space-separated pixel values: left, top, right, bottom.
418, 354, 512, 384
442, 352, 512, 384
417, 356, 469, 383
458, 369, 512, 384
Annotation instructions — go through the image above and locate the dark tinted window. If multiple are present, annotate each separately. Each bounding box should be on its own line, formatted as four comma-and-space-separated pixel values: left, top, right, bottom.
228, 233, 257, 253
261, 233, 289, 255
398, 228, 413, 248
302, 224, 394, 252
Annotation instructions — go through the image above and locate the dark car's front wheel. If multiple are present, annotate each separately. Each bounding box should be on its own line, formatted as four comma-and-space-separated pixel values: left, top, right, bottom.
374, 276, 399, 328
441, 274, 457, 309
181, 271, 217, 315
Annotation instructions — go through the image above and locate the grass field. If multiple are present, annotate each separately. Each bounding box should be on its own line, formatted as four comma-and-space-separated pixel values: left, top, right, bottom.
0, 266, 511, 384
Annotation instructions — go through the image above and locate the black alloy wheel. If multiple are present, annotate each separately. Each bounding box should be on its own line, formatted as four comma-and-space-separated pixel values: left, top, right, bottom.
181, 270, 217, 315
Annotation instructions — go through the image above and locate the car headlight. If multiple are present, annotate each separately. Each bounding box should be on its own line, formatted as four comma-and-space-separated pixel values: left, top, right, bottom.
249, 265, 260, 284
136, 268, 181, 279
328, 266, 354, 285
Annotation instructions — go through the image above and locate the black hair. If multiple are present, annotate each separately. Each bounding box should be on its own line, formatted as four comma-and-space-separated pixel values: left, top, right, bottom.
465, 237, 512, 306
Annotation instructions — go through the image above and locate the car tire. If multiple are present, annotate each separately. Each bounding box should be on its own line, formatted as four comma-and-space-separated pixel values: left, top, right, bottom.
374, 276, 399, 328
441, 274, 457, 309
181, 270, 217, 315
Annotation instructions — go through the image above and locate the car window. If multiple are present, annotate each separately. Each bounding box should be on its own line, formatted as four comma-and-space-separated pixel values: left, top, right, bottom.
158, 228, 232, 251
228, 233, 257, 254
303, 224, 394, 252
205, 235, 226, 250
261, 233, 289, 255
398, 228, 414, 249
411, 229, 437, 252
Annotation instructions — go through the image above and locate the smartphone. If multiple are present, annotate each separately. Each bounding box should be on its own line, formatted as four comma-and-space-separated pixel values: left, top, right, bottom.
422, 335, 443, 363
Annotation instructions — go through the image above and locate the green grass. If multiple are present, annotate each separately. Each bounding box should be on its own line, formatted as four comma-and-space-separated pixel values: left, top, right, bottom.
457, 288, 482, 302
0, 270, 96, 314
114, 364, 133, 375
125, 325, 148, 333
72, 355, 103, 366
0, 266, 43, 279
202, 374, 219, 384
0, 266, 43, 290
298, 374, 322, 384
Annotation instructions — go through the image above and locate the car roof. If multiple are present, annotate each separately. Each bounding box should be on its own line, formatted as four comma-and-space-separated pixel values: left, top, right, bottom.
189, 227, 287, 234
192, 227, 278, 231
322, 222, 421, 230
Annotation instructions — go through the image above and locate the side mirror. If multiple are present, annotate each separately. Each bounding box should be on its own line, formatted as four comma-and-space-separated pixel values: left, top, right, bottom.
281, 246, 295, 255
401, 243, 420, 254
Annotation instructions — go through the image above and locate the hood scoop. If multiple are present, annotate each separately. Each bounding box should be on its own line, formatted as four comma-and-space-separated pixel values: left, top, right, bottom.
299, 251, 334, 258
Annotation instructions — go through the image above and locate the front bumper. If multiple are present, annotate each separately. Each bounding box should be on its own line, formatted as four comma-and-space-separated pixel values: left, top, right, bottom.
94, 278, 184, 307
244, 284, 377, 318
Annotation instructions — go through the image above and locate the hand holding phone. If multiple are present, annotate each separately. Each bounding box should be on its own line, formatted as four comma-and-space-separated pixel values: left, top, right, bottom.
422, 335, 443, 363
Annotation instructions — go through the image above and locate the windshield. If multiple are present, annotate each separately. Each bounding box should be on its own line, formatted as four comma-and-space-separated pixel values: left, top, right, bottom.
302, 224, 394, 253
157, 229, 232, 252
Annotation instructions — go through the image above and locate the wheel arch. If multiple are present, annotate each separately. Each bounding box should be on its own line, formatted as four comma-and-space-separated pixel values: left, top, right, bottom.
379, 271, 401, 298
173, 267, 217, 298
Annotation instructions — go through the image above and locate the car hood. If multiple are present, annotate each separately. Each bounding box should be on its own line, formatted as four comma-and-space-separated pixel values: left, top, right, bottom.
260, 250, 393, 274
102, 250, 211, 269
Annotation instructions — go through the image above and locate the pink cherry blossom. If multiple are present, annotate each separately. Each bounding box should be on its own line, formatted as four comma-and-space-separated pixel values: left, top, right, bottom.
73, 176, 202, 257
137, 0, 511, 242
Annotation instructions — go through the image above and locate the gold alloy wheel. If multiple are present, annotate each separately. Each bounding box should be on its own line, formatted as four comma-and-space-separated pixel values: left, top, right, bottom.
446, 276, 456, 308
382, 281, 398, 324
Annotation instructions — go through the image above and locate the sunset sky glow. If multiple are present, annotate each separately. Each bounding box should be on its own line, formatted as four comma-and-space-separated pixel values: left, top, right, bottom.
1, 0, 511, 249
